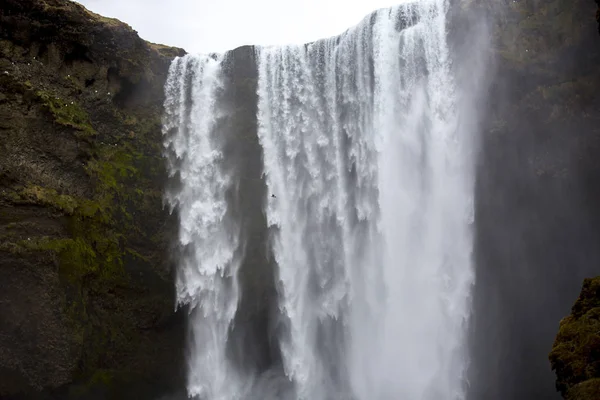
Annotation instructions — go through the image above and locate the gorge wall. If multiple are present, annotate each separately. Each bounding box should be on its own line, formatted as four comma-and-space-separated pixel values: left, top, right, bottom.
0, 0, 186, 398
469, 1, 600, 399
1, 0, 600, 399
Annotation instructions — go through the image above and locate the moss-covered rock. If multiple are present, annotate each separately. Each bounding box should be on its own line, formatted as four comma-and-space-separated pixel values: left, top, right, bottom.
550, 277, 600, 400
36, 89, 96, 137
0, 0, 186, 398
566, 378, 600, 400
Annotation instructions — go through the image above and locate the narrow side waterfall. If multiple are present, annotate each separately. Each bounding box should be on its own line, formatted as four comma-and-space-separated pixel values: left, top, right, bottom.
257, 0, 474, 399
162, 55, 243, 399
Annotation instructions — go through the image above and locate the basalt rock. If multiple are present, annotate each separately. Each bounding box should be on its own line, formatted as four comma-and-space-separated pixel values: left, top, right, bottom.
467, 0, 600, 399
0, 0, 186, 398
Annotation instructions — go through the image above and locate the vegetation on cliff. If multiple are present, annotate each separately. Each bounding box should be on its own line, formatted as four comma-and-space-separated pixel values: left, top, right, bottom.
0, 0, 185, 398
550, 277, 600, 399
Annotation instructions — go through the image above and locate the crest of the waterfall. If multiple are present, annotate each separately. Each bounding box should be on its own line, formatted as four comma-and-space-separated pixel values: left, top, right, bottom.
162, 54, 244, 399
257, 0, 475, 399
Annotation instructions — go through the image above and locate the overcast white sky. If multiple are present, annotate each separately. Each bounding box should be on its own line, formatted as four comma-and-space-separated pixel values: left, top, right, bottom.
75, 0, 401, 54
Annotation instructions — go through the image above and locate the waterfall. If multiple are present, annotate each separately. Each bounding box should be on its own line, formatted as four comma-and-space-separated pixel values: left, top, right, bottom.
256, 0, 474, 399
163, 54, 244, 399
163, 0, 478, 399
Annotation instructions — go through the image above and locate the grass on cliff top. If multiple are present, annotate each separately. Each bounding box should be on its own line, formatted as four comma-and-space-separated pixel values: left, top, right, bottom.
84, 10, 130, 29
38, 0, 132, 30
148, 42, 185, 58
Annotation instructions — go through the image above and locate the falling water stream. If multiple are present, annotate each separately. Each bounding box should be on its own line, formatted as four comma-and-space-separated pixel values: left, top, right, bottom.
163, 55, 244, 399
163, 0, 477, 399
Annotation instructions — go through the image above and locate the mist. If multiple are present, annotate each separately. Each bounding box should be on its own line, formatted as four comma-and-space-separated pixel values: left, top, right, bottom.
466, 1, 600, 399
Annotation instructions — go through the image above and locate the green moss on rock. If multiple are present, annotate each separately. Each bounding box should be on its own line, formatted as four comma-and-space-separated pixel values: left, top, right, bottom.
550, 277, 600, 399
20, 185, 78, 214
36, 90, 96, 137
566, 378, 600, 400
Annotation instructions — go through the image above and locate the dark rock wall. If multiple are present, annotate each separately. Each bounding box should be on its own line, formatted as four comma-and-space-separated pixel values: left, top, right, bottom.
220, 47, 282, 376
0, 0, 186, 398
468, 0, 600, 399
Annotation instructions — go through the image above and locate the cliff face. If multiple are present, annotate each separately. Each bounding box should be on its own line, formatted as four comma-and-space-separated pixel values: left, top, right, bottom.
0, 0, 186, 398
468, 0, 600, 399
219, 48, 282, 374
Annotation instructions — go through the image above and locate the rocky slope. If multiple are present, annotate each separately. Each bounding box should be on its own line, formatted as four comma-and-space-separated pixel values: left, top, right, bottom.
0, 0, 186, 398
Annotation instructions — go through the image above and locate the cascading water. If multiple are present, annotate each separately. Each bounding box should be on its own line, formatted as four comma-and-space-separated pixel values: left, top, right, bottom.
256, 0, 474, 399
164, 0, 478, 399
162, 54, 244, 399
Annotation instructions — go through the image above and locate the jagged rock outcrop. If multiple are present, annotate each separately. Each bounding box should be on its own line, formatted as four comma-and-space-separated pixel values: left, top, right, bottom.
550, 277, 600, 400
0, 0, 186, 398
